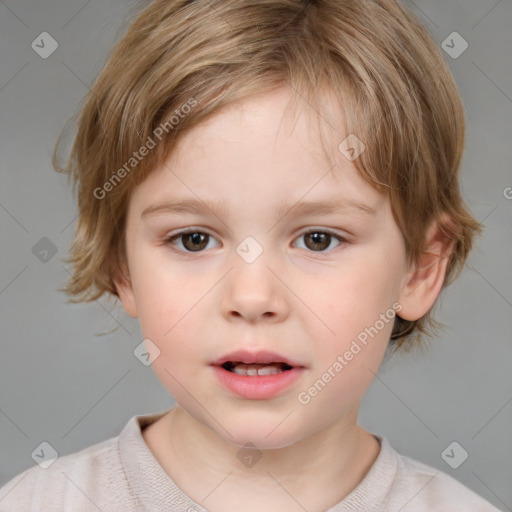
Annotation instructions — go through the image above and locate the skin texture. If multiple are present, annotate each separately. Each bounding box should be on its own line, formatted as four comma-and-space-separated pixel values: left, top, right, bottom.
115, 85, 453, 512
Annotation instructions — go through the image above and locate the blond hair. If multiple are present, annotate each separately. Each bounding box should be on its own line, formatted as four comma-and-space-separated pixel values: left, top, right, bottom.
54, 0, 482, 352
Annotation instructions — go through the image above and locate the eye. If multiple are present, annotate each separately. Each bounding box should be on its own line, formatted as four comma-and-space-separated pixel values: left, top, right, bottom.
164, 229, 220, 253
293, 229, 346, 252
164, 228, 347, 255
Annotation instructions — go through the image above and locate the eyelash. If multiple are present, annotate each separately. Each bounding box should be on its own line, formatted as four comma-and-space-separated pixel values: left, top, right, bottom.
163, 227, 348, 256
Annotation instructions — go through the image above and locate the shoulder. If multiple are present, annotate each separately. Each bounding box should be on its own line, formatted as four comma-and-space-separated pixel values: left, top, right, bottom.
387, 447, 502, 512
0, 435, 132, 510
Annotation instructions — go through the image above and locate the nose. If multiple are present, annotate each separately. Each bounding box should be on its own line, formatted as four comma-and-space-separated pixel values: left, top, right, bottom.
220, 252, 290, 324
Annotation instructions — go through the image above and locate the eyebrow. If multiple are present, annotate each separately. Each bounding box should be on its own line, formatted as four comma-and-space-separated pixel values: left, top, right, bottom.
141, 197, 376, 221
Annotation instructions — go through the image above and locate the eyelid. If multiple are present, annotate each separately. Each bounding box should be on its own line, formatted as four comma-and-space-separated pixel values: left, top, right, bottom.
165, 226, 349, 239
295, 227, 348, 240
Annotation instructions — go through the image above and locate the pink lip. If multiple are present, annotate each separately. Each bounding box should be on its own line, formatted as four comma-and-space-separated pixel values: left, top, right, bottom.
210, 349, 307, 400
211, 349, 305, 368
211, 365, 305, 400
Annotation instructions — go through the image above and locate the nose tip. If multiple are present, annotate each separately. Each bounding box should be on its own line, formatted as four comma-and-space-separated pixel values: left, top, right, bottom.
221, 262, 289, 324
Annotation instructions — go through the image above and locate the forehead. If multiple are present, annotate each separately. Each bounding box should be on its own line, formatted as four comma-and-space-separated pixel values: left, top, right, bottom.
174, 84, 345, 164
128, 85, 385, 218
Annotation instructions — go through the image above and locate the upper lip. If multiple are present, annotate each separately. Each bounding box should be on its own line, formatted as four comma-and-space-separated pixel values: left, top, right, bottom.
211, 349, 305, 368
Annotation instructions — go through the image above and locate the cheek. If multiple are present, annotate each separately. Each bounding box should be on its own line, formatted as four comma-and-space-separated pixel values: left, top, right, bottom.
131, 255, 213, 375
130, 245, 201, 334
298, 269, 395, 411
311, 250, 400, 361
139, 292, 207, 404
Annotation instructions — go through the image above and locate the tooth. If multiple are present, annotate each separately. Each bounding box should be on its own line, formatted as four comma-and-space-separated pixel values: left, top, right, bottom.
231, 363, 284, 376
257, 366, 280, 376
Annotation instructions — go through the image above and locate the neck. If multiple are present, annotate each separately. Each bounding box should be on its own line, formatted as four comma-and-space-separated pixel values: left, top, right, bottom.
143, 405, 381, 512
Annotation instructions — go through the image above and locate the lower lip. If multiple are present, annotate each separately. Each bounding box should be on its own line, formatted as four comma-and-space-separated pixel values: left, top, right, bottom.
211, 365, 304, 400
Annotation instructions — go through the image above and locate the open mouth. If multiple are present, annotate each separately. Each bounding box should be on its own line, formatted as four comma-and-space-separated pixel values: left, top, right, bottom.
212, 354, 305, 398
221, 361, 293, 376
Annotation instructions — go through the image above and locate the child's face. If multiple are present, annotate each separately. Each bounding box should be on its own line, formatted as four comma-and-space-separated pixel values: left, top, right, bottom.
117, 85, 414, 449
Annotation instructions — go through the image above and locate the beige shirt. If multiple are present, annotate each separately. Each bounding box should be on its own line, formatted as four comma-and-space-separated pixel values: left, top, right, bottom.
0, 408, 502, 511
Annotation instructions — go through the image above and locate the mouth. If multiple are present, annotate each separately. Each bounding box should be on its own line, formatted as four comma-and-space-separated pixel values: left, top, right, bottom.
220, 361, 294, 376
211, 349, 305, 373
210, 350, 306, 399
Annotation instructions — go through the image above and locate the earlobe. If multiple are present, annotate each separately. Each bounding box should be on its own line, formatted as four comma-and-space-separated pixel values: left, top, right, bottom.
397, 216, 456, 322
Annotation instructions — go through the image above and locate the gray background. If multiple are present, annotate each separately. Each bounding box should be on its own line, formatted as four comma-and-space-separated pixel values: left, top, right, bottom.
1, 0, 511, 509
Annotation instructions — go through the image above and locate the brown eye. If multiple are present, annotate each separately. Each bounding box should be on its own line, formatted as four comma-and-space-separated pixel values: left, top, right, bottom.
165, 228, 345, 255
166, 230, 218, 253
181, 232, 209, 251
305, 232, 330, 251
294, 230, 345, 252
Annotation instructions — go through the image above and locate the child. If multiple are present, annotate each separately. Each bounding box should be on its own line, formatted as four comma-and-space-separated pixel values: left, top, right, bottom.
0, 0, 502, 510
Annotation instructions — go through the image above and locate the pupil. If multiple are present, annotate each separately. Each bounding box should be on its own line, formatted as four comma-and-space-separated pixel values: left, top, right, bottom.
306, 232, 329, 251
184, 232, 208, 251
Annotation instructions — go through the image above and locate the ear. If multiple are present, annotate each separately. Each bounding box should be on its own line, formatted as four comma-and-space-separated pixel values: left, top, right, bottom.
112, 259, 138, 318
397, 214, 457, 322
